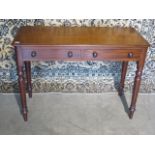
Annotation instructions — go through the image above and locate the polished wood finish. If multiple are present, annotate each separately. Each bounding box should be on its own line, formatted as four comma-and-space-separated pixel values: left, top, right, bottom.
15, 46, 27, 121
21, 48, 142, 61
129, 50, 147, 118
13, 26, 150, 121
119, 61, 128, 96
13, 26, 149, 47
25, 61, 32, 98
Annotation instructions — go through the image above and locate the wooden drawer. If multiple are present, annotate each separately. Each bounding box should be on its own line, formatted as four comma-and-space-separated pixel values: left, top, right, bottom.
21, 47, 141, 61
81, 49, 141, 61
22, 48, 81, 61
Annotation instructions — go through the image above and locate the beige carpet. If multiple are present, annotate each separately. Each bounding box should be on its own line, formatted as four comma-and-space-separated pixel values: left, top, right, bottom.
0, 93, 155, 135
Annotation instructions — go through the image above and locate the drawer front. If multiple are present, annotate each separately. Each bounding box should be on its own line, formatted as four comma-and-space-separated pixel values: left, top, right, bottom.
22, 49, 82, 61
81, 49, 141, 61
21, 47, 141, 61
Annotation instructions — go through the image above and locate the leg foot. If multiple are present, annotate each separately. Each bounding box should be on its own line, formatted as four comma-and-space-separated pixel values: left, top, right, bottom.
23, 113, 28, 121
128, 107, 136, 119
22, 108, 28, 121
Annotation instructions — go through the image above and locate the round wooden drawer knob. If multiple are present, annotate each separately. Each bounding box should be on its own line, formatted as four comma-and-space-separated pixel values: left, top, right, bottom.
68, 51, 73, 58
31, 51, 37, 57
93, 51, 98, 58
128, 53, 133, 58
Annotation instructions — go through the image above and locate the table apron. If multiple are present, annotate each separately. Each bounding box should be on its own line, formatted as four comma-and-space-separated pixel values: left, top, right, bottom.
21, 48, 142, 62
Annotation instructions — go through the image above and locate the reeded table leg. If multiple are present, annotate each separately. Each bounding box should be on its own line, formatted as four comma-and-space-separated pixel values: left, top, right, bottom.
129, 61, 144, 119
119, 61, 128, 96
25, 61, 32, 98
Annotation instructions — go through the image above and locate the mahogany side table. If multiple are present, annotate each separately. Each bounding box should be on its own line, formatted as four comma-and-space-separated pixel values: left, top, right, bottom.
13, 26, 150, 121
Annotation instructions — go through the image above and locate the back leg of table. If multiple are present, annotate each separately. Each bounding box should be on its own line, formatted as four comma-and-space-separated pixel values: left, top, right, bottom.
118, 61, 128, 96
25, 61, 32, 98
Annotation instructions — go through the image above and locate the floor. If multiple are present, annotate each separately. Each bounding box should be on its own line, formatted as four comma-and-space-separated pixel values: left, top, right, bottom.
0, 92, 155, 135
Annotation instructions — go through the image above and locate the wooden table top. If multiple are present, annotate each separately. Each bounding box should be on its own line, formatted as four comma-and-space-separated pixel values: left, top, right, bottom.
13, 26, 149, 47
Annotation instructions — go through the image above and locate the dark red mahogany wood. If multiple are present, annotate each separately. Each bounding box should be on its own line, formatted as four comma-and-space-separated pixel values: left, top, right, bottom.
13, 26, 150, 121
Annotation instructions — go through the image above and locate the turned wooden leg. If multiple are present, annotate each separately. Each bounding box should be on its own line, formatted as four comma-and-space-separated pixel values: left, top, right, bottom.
17, 64, 28, 121
25, 61, 32, 98
129, 61, 144, 119
16, 47, 28, 121
119, 61, 128, 96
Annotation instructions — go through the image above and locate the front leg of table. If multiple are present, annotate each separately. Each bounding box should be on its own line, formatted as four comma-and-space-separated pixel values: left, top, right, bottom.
119, 61, 128, 96
129, 59, 145, 119
25, 61, 32, 98
16, 48, 28, 121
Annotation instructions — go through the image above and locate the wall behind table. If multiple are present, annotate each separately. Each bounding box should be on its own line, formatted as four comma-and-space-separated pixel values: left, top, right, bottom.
0, 19, 155, 93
